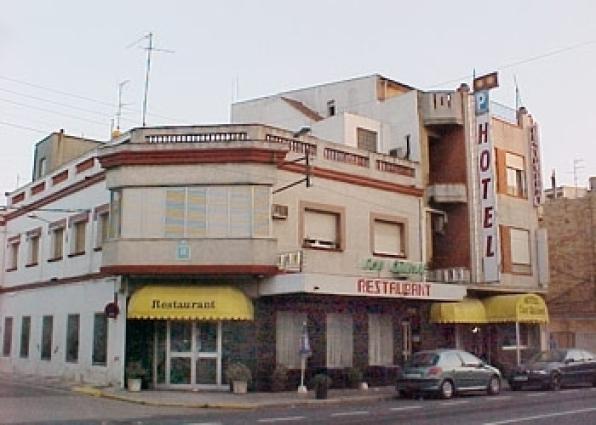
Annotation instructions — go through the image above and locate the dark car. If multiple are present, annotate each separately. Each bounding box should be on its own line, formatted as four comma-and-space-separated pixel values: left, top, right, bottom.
509, 348, 596, 391
396, 349, 501, 399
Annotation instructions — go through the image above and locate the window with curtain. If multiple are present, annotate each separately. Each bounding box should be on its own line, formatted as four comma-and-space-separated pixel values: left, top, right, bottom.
92, 313, 108, 366
49, 227, 64, 260
368, 314, 394, 366
66, 314, 80, 363
109, 190, 122, 238
20, 316, 30, 358
7, 241, 19, 270
164, 186, 270, 238
70, 221, 86, 255
41, 316, 53, 360
303, 209, 339, 249
276, 311, 307, 369
2, 317, 13, 356
326, 313, 353, 368
95, 211, 109, 249
373, 220, 405, 256
505, 153, 527, 198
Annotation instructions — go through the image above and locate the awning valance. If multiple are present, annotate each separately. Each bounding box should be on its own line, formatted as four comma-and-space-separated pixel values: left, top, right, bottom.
484, 293, 548, 324
430, 297, 488, 324
128, 285, 254, 320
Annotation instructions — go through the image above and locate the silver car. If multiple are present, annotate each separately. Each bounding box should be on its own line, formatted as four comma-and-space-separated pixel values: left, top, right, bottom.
396, 349, 502, 399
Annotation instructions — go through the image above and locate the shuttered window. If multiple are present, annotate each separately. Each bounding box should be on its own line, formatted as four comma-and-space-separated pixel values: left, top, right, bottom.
510, 228, 530, 265
357, 128, 378, 153
304, 210, 338, 248
373, 220, 404, 256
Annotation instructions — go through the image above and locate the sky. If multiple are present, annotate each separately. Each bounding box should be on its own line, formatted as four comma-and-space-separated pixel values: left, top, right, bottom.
1, 0, 595, 198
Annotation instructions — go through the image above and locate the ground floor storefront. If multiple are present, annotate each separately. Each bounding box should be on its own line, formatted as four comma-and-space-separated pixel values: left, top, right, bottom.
548, 316, 596, 352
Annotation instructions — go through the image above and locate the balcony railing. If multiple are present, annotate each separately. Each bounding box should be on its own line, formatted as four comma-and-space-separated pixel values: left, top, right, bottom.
324, 147, 369, 167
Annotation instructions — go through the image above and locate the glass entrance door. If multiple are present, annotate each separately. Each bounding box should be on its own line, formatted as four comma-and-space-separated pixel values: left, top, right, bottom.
163, 321, 222, 388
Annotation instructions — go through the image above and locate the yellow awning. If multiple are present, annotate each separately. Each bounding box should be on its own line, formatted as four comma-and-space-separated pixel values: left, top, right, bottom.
430, 298, 488, 324
483, 293, 548, 324
128, 285, 254, 320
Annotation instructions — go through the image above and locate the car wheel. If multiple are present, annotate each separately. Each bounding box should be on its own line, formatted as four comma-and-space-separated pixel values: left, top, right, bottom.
487, 375, 501, 395
548, 373, 561, 391
439, 379, 454, 399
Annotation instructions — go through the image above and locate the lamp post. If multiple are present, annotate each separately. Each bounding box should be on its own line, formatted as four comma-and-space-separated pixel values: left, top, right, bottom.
298, 321, 311, 393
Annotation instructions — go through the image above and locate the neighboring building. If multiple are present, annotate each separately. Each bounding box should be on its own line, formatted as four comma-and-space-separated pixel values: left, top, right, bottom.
0, 72, 549, 391
542, 177, 596, 352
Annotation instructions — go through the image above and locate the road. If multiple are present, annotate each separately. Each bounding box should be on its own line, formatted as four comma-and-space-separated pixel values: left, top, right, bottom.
1, 377, 596, 425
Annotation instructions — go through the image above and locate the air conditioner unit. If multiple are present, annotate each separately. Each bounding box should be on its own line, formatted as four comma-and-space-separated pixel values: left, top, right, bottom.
389, 148, 402, 158
272, 204, 288, 219
276, 251, 302, 272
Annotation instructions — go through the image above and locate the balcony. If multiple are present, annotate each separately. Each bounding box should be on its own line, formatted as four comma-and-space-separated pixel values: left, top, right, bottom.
421, 92, 463, 126
427, 183, 467, 203
101, 238, 278, 275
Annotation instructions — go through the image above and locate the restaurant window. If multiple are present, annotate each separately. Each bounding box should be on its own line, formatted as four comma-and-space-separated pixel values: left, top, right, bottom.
49, 224, 65, 261
92, 313, 108, 366
66, 314, 80, 363
505, 153, 527, 198
109, 190, 122, 238
41, 315, 53, 360
302, 205, 343, 250
368, 314, 393, 366
372, 218, 405, 257
326, 313, 353, 368
27, 230, 40, 266
276, 311, 306, 369
164, 186, 270, 238
3, 317, 13, 356
357, 127, 377, 153
20, 316, 30, 358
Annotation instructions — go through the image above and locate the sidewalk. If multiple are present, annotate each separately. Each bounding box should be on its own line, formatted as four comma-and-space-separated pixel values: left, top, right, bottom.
72, 384, 397, 409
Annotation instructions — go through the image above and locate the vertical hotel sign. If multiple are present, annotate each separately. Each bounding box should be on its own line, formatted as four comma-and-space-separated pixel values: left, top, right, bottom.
530, 124, 543, 206
474, 72, 499, 282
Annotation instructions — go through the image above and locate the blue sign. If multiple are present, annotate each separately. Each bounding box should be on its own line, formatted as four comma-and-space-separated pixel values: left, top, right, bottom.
475, 90, 489, 116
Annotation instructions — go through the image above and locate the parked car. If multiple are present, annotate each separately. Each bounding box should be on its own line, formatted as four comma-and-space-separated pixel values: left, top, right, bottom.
509, 348, 596, 391
396, 349, 501, 399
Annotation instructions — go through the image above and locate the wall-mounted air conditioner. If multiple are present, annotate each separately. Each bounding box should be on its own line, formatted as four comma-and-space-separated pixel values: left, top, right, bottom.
272, 204, 288, 219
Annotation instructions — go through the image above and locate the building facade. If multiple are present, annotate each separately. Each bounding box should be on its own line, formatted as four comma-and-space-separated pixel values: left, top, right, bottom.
542, 177, 596, 352
0, 73, 549, 390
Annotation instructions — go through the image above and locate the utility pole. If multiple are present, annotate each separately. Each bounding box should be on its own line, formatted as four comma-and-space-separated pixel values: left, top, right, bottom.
127, 32, 173, 127
116, 80, 130, 131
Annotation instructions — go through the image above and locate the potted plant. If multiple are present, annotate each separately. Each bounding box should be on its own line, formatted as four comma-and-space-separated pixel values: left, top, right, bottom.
311, 373, 332, 399
271, 364, 289, 392
346, 367, 367, 390
225, 362, 252, 394
125, 361, 146, 392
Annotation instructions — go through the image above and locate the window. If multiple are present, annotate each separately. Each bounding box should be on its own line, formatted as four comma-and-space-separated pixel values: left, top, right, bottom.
27, 230, 41, 266
38, 157, 47, 179
164, 186, 271, 238
368, 314, 393, 366
510, 228, 531, 274
357, 127, 378, 153
326, 313, 353, 368
302, 204, 344, 250
95, 211, 109, 249
49, 221, 65, 261
276, 311, 307, 369
372, 219, 405, 257
109, 190, 122, 238
41, 316, 53, 360
327, 100, 336, 117
505, 153, 527, 198
458, 351, 482, 366
19, 316, 30, 358
92, 313, 108, 365
6, 239, 19, 271
66, 314, 80, 363
3, 317, 13, 356
70, 221, 86, 255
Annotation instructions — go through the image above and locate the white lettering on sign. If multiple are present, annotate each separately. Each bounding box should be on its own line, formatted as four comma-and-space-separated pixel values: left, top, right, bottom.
530, 124, 543, 207
475, 91, 499, 282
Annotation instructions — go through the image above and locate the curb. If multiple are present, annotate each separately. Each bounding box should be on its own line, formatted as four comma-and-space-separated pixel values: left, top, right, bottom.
71, 386, 396, 410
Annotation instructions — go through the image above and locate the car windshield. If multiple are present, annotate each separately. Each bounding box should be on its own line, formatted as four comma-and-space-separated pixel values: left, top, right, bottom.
408, 352, 439, 367
530, 350, 566, 363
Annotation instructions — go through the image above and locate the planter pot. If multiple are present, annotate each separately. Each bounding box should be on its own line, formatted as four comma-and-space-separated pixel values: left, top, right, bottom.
360, 382, 369, 390
232, 380, 248, 394
127, 378, 142, 392
315, 385, 328, 399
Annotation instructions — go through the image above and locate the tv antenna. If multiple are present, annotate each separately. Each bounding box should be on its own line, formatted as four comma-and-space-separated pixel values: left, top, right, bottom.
115, 79, 130, 131
127, 32, 174, 126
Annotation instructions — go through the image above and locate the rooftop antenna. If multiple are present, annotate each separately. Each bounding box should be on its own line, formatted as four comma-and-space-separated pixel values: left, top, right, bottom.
514, 75, 523, 110
116, 79, 130, 131
127, 32, 174, 127
573, 159, 585, 197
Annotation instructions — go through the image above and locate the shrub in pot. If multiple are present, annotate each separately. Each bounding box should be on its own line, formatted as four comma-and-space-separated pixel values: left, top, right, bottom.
125, 361, 146, 392
225, 362, 252, 394
271, 364, 289, 392
311, 373, 332, 399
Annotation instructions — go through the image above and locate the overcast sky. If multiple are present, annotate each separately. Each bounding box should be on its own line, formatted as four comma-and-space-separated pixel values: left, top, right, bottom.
1, 0, 595, 198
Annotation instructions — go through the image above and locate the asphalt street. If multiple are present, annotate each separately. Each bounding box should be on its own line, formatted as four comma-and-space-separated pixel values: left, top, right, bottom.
1, 377, 596, 425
